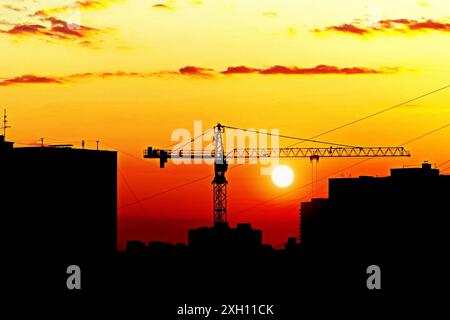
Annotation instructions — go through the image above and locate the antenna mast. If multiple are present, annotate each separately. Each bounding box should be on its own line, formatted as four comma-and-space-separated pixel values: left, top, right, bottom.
2, 109, 11, 139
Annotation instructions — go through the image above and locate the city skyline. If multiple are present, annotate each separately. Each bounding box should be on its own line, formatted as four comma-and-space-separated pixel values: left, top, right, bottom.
1, 0, 449, 249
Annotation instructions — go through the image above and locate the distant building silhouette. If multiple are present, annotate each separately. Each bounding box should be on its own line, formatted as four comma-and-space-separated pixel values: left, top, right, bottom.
284, 237, 301, 255
300, 162, 450, 260
125, 240, 189, 257
188, 222, 263, 256
300, 198, 329, 248
126, 240, 147, 253
0, 136, 117, 259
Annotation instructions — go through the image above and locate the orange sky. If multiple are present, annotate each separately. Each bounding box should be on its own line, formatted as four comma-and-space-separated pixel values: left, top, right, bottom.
1, 0, 449, 249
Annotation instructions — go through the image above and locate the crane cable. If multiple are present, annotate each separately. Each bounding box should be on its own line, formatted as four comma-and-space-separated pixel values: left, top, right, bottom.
171, 127, 213, 152
233, 122, 449, 214
221, 125, 358, 148
437, 160, 450, 168
286, 84, 449, 148
154, 83, 449, 154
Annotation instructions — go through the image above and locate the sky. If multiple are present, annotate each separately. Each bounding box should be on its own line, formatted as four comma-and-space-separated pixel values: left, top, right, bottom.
1, 0, 449, 249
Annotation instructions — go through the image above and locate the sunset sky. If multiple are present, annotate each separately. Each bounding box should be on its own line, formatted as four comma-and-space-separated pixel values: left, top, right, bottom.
1, 0, 449, 249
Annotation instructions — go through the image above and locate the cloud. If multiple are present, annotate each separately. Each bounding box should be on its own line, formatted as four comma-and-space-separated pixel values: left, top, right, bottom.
0, 19, 16, 26
178, 66, 214, 77
402, 19, 450, 31
221, 64, 387, 75
0, 1, 193, 49
75, 0, 112, 10
34, 0, 121, 16
314, 18, 450, 36
1, 24, 47, 36
2, 4, 27, 12
0, 12, 103, 47
0, 64, 397, 87
0, 75, 63, 87
1, 18, 99, 41
45, 16, 98, 38
418, 2, 429, 7
287, 27, 297, 36
135, 64, 391, 77
67, 71, 151, 79
221, 66, 260, 74
0, 70, 175, 87
262, 11, 278, 17
3, 1, 120, 47
152, 4, 174, 10
261, 65, 381, 75
0, 71, 151, 87
320, 23, 369, 35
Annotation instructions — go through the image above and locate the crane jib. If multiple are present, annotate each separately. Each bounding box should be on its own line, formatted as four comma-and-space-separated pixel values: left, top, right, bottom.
144, 146, 410, 162
144, 140, 410, 226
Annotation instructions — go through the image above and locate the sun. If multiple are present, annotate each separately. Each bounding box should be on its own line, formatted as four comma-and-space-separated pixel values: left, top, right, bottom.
271, 165, 294, 188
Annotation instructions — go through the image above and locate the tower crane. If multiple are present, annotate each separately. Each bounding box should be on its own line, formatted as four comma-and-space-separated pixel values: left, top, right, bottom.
144, 123, 410, 226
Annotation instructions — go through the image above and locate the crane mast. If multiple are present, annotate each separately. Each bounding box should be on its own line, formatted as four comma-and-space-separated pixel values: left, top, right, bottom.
144, 123, 410, 226
212, 124, 228, 225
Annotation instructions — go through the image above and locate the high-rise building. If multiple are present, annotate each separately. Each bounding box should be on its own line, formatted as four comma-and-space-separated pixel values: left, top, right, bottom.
300, 163, 449, 260
0, 136, 117, 259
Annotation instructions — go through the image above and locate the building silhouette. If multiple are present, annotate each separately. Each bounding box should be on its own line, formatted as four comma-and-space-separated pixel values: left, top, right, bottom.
126, 240, 189, 257
188, 223, 263, 256
0, 135, 117, 259
124, 223, 272, 257
300, 162, 450, 260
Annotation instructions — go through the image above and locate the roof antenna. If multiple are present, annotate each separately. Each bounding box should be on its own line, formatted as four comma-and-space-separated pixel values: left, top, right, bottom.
2, 109, 11, 139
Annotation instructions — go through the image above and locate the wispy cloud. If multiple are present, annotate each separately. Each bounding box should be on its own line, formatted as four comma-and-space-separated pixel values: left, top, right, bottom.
4, 1, 125, 47
151, 4, 174, 10
67, 71, 153, 79
313, 18, 450, 36
0, 70, 172, 87
262, 11, 278, 17
221, 64, 390, 75
0, 19, 16, 26
320, 23, 369, 35
0, 64, 398, 87
2, 4, 27, 12
34, 0, 122, 16
1, 5, 108, 47
0, 18, 100, 43
0, 75, 63, 86
221, 66, 260, 74
178, 66, 214, 77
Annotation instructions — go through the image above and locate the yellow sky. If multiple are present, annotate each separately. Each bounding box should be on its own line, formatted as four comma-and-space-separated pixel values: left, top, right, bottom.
1, 0, 449, 159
